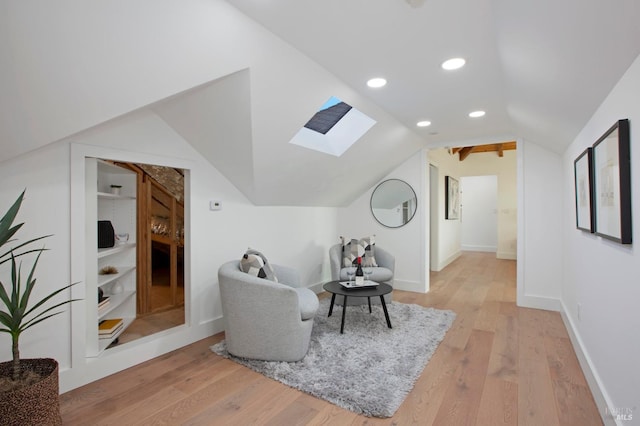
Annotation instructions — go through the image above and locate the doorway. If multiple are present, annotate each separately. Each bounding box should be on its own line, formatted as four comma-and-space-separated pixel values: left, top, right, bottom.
116, 162, 186, 344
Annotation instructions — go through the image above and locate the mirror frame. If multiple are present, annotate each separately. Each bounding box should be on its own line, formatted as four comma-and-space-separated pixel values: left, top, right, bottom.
370, 179, 418, 228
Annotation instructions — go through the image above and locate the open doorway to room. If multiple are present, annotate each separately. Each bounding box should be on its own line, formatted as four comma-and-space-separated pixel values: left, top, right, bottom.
428, 141, 517, 272
115, 162, 185, 345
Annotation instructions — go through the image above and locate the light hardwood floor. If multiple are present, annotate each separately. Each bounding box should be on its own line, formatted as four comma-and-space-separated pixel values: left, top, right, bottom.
60, 252, 602, 425
117, 307, 185, 345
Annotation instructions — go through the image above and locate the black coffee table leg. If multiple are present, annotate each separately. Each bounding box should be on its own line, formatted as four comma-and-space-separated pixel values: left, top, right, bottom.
380, 295, 392, 329
368, 297, 372, 313
340, 295, 348, 334
328, 293, 336, 317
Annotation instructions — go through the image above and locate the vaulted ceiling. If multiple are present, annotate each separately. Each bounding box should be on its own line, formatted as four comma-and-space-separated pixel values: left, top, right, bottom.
1, 1, 640, 207
227, 0, 640, 154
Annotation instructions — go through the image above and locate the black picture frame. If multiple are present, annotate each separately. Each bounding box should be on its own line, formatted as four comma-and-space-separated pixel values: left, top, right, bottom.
574, 147, 594, 232
592, 119, 632, 244
445, 176, 459, 220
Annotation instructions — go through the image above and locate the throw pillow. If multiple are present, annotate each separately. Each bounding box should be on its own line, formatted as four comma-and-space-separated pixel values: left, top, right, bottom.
340, 235, 378, 267
240, 248, 279, 282
359, 235, 378, 267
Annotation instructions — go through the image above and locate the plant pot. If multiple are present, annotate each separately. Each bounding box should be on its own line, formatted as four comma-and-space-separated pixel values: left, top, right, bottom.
0, 358, 62, 426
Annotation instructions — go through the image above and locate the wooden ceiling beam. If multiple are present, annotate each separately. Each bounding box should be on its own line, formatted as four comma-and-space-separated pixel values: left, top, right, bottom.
451, 141, 516, 161
458, 146, 475, 161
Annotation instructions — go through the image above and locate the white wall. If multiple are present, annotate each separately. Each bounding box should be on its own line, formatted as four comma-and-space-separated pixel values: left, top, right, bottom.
428, 149, 462, 271
0, 108, 338, 392
561, 53, 640, 423
337, 150, 428, 293
517, 140, 563, 311
460, 175, 498, 252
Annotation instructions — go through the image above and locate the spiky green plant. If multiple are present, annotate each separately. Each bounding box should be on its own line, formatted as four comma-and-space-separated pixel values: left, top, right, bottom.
0, 191, 78, 382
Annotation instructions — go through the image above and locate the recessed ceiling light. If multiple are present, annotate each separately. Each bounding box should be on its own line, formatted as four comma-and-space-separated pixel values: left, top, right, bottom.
442, 58, 466, 71
468, 110, 486, 118
416, 120, 431, 127
367, 78, 387, 88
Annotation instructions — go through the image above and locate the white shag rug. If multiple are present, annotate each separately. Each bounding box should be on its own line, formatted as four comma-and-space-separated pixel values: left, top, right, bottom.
211, 298, 456, 418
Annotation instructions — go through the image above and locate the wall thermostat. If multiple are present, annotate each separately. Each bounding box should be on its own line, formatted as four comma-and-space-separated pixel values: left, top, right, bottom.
209, 200, 222, 211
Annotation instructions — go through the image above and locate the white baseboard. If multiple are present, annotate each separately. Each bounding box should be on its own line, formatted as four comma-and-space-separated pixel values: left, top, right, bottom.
516, 294, 561, 311
461, 245, 496, 252
433, 250, 461, 272
394, 279, 426, 293
496, 251, 517, 260
559, 301, 616, 426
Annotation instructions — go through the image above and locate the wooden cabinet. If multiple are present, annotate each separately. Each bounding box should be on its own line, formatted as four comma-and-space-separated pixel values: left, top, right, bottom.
85, 159, 137, 357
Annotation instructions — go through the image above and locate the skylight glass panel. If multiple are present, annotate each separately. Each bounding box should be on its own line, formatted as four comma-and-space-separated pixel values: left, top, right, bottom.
304, 98, 352, 134
290, 96, 376, 157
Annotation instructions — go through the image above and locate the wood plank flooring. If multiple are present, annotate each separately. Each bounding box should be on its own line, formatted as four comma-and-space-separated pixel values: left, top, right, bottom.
117, 306, 185, 345
60, 252, 602, 425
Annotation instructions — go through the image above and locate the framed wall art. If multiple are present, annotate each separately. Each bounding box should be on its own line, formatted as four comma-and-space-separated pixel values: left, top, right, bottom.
574, 147, 594, 232
592, 119, 632, 244
445, 176, 459, 220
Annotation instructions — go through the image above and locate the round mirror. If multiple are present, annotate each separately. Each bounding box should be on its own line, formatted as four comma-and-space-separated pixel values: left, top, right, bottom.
370, 179, 417, 228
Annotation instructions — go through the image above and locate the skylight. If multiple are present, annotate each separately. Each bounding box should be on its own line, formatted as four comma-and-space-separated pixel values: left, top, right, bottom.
304, 97, 352, 134
289, 96, 376, 157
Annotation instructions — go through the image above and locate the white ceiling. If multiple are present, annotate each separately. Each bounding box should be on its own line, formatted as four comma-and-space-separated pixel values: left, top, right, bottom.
226, 0, 640, 153
2, 0, 639, 207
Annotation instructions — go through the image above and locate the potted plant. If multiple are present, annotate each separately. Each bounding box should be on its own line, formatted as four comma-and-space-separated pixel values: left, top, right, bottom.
0, 191, 78, 425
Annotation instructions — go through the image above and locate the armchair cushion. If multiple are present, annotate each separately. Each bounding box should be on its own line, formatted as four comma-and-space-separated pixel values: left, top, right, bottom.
240, 248, 278, 282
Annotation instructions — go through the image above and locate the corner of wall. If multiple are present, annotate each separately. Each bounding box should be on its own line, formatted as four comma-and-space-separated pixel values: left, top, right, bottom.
436, 250, 461, 272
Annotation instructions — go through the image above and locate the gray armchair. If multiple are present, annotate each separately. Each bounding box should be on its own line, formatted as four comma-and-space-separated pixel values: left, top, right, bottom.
329, 244, 395, 305
218, 260, 319, 362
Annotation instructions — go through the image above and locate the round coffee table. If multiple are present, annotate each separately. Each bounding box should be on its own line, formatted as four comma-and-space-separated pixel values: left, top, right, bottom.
322, 281, 393, 334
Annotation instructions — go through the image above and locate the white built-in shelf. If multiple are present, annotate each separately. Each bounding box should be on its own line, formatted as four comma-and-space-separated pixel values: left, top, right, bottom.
97, 291, 136, 320
98, 243, 136, 259
98, 266, 136, 288
97, 192, 136, 200
86, 158, 139, 358
96, 316, 136, 354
